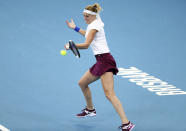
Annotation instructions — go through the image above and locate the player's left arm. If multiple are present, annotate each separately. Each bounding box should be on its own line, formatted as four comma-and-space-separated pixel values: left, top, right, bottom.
78, 29, 86, 36
75, 29, 97, 49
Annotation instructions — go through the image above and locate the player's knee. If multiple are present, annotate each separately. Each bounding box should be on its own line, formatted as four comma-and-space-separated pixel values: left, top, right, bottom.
78, 80, 87, 88
78, 80, 83, 87
104, 91, 114, 101
105, 94, 112, 101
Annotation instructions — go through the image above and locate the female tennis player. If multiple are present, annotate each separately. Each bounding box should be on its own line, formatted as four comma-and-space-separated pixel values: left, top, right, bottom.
65, 3, 134, 131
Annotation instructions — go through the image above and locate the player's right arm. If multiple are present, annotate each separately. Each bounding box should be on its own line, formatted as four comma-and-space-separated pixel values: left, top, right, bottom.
66, 18, 86, 36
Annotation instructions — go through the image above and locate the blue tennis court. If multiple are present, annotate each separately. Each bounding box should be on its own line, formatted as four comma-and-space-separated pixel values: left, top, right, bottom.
0, 0, 186, 131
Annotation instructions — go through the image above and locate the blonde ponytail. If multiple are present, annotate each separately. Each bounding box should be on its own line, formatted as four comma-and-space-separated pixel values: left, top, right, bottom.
85, 3, 102, 13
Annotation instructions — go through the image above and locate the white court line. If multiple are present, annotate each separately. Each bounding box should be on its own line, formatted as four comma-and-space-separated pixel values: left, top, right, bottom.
0, 125, 10, 131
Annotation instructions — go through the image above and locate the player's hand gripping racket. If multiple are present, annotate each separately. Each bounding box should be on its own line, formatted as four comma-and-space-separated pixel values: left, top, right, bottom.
68, 40, 80, 58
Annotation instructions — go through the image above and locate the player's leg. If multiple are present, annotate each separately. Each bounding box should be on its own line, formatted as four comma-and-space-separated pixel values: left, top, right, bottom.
76, 70, 99, 117
101, 72, 129, 123
101, 72, 135, 130
78, 70, 99, 109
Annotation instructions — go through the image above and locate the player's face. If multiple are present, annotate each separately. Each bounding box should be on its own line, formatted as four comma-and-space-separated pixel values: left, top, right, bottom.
83, 13, 96, 24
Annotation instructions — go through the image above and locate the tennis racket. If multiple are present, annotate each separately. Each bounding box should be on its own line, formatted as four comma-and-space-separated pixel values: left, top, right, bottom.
69, 40, 80, 58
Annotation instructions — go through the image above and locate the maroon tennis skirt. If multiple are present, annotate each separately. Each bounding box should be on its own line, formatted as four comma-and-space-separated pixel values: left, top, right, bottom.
89, 53, 119, 77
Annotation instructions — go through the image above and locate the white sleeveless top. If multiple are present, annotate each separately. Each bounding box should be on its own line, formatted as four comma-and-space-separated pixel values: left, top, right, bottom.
85, 19, 110, 55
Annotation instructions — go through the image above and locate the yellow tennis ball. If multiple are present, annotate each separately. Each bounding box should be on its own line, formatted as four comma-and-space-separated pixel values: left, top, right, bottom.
60, 50, 67, 56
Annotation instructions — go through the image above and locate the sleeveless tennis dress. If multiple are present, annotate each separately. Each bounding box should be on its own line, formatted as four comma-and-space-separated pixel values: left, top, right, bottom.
85, 19, 118, 76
